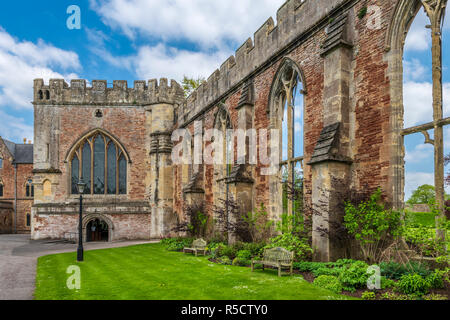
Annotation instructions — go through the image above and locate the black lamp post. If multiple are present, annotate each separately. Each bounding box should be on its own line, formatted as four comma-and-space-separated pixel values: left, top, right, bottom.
77, 179, 86, 262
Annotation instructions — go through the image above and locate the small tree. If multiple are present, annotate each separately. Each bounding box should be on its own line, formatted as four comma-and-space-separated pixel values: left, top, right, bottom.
406, 184, 436, 206
172, 202, 208, 238
344, 188, 403, 264
242, 204, 273, 243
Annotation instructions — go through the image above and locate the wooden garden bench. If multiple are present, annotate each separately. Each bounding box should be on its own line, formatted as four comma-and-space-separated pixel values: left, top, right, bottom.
183, 238, 207, 256
251, 247, 294, 277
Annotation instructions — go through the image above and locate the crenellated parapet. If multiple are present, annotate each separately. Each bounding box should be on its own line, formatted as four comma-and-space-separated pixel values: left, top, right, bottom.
33, 78, 185, 106
180, 0, 348, 123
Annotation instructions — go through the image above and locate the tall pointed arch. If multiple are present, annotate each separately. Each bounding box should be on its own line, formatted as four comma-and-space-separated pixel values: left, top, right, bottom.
268, 58, 306, 221
386, 0, 448, 239
66, 129, 130, 195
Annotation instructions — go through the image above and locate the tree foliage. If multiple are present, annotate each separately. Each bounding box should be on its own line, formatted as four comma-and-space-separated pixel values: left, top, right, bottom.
181, 76, 205, 97
406, 184, 436, 206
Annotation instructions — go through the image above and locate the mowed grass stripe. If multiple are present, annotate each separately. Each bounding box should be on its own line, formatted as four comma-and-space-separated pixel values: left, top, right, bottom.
34, 243, 355, 300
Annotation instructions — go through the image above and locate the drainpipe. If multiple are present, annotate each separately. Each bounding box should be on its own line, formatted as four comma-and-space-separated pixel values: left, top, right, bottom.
13, 163, 17, 234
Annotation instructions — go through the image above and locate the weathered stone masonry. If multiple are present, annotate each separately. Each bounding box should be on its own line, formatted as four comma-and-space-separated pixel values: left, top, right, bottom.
30, 0, 435, 260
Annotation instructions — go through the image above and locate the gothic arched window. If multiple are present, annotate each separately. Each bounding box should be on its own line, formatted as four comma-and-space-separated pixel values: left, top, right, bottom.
25, 179, 34, 198
0, 179, 4, 197
271, 60, 305, 219
70, 132, 128, 195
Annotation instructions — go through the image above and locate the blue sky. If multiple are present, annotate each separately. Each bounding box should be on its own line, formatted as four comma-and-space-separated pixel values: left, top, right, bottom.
0, 1, 448, 200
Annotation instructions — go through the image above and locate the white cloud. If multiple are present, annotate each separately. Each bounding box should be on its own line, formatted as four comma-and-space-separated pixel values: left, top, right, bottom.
90, 0, 285, 49
405, 143, 433, 164
134, 44, 229, 81
403, 81, 450, 127
403, 58, 429, 82
0, 28, 81, 110
0, 110, 33, 143
404, 9, 431, 52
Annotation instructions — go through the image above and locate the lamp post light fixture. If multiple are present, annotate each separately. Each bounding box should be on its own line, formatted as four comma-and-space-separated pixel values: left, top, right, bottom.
77, 179, 86, 262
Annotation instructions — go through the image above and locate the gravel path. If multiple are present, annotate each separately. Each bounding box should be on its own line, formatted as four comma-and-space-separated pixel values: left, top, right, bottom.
0, 234, 158, 300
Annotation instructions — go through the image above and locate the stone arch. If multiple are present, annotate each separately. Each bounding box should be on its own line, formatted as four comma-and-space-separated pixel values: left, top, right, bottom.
82, 213, 114, 242
267, 57, 307, 117
385, 0, 428, 209
266, 57, 306, 221
64, 128, 131, 164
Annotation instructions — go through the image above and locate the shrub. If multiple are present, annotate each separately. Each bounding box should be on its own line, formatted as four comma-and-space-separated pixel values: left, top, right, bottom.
426, 269, 447, 289
232, 257, 251, 267
381, 292, 413, 300
403, 226, 446, 257
380, 277, 396, 290
294, 261, 328, 272
313, 275, 343, 293
344, 188, 403, 263
172, 202, 209, 238
160, 238, 193, 251
266, 233, 313, 261
338, 261, 371, 292
217, 256, 232, 265
396, 274, 431, 296
312, 267, 342, 278
242, 204, 274, 243
241, 242, 266, 258
236, 250, 252, 261
380, 261, 431, 280
361, 291, 376, 300
215, 244, 237, 260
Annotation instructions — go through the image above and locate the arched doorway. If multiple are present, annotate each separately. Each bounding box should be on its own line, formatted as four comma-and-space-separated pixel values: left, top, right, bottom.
86, 219, 109, 242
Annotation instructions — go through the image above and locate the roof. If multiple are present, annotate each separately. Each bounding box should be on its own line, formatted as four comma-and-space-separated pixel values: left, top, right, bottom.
0, 138, 33, 164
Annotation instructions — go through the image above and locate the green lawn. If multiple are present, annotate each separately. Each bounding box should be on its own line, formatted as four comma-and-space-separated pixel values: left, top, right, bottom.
35, 243, 355, 300
405, 211, 438, 228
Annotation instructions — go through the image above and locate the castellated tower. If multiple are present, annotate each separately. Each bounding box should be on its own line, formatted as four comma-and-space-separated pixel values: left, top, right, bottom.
31, 78, 184, 241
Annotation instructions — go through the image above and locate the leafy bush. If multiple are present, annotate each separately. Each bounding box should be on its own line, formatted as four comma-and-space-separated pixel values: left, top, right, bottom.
294, 261, 328, 272
380, 261, 431, 280
240, 242, 266, 258
215, 244, 237, 260
380, 277, 396, 290
217, 256, 232, 265
160, 238, 193, 251
338, 261, 371, 292
396, 274, 430, 295
312, 267, 342, 278
381, 292, 414, 300
344, 188, 403, 263
236, 250, 252, 261
403, 226, 446, 257
172, 202, 209, 238
361, 291, 376, 300
232, 257, 251, 267
266, 233, 313, 261
313, 275, 343, 293
426, 270, 445, 289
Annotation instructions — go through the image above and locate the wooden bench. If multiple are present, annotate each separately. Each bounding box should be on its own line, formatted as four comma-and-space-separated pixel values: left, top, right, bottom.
251, 247, 294, 277
183, 238, 207, 256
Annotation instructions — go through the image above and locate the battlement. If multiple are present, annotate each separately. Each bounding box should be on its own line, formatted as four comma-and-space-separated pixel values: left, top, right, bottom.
33, 78, 185, 106
181, 0, 348, 122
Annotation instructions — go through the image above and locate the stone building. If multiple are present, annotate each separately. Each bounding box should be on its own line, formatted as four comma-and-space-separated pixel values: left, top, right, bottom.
0, 137, 34, 233
30, 0, 448, 261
